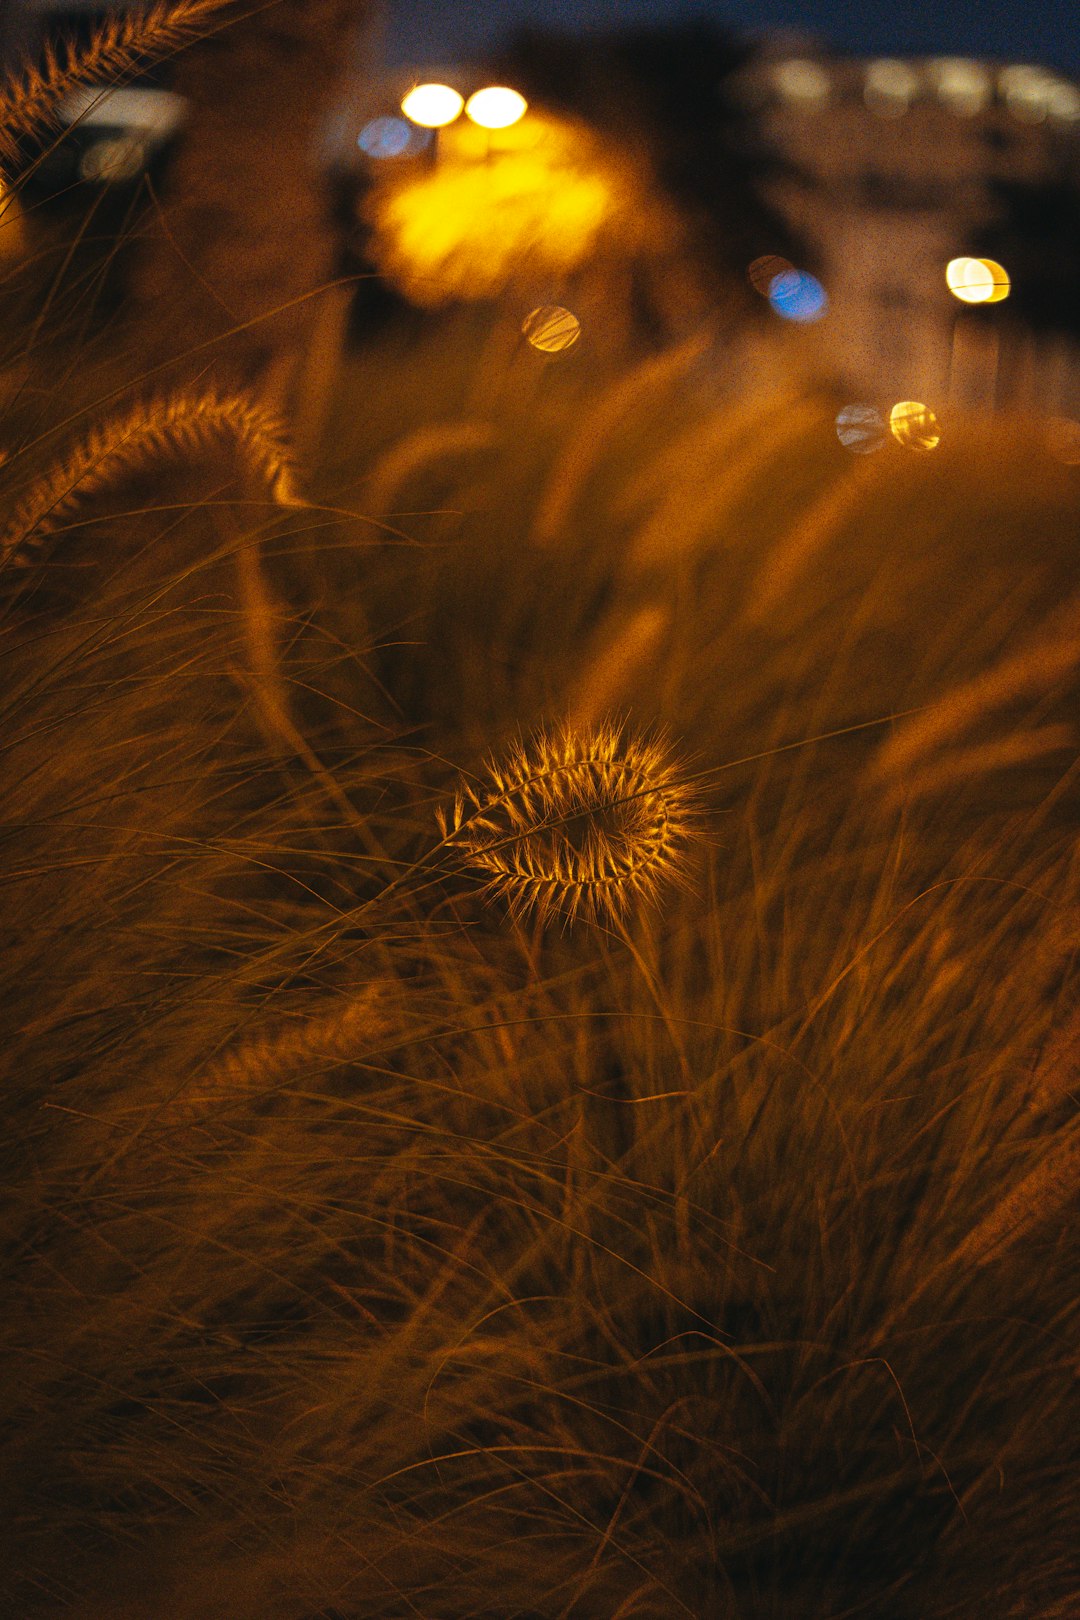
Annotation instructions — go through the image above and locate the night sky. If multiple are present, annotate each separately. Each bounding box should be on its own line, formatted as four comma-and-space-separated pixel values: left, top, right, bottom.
385, 0, 1080, 78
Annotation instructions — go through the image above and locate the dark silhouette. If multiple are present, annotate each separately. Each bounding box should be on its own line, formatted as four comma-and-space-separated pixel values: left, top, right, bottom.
494, 17, 809, 331
975, 172, 1080, 341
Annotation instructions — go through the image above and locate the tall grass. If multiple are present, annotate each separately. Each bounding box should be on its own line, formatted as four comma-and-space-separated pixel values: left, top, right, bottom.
1, 22, 1079, 1619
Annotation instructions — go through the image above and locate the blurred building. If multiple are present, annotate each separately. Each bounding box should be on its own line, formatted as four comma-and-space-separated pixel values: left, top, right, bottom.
739, 45, 1080, 414
345, 36, 1080, 418
6, 2, 1076, 420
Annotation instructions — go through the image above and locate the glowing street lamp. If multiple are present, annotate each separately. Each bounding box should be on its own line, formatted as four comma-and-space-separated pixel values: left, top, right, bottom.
977, 259, 1010, 303
400, 83, 464, 128
946, 256, 1010, 304
946, 256, 992, 303
465, 86, 528, 129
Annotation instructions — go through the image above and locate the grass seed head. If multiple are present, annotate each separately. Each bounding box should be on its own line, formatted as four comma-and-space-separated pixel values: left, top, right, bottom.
438, 721, 701, 928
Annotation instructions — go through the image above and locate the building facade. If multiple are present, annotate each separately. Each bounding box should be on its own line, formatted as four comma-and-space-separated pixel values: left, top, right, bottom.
740, 46, 1080, 416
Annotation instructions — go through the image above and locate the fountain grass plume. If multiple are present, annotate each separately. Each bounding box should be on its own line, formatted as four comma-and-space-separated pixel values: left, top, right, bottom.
0, 0, 238, 168
1, 385, 304, 566
437, 720, 702, 928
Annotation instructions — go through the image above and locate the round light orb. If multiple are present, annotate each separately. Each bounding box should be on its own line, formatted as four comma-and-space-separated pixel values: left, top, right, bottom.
1046, 417, 1080, 466
864, 59, 920, 117
836, 404, 887, 454
999, 65, 1052, 123
772, 59, 830, 107
1047, 81, 1080, 123
978, 258, 1011, 303
401, 83, 464, 128
358, 115, 425, 159
522, 305, 581, 354
747, 253, 793, 295
889, 400, 941, 452
465, 86, 528, 129
768, 268, 828, 323
79, 134, 146, 183
946, 256, 994, 303
929, 58, 990, 116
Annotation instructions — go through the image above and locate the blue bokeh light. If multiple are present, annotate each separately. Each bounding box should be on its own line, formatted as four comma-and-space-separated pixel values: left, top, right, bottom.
357, 115, 429, 159
768, 269, 828, 323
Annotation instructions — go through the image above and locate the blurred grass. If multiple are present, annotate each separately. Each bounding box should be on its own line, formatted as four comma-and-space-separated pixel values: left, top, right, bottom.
1, 270, 1079, 1620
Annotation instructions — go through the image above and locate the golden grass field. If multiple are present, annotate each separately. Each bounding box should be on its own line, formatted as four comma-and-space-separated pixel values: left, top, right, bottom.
1, 15, 1079, 1618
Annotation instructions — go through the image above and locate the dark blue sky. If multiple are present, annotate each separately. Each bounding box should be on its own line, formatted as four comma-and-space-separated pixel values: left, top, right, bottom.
385, 0, 1079, 78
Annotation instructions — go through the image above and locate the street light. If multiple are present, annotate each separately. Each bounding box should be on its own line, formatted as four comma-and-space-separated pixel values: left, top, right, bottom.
464, 86, 528, 129
889, 400, 941, 451
946, 256, 1010, 304
977, 259, 1010, 304
400, 83, 464, 128
945, 257, 1010, 410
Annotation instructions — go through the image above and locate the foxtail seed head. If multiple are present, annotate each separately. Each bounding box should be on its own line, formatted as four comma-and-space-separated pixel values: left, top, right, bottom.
438, 722, 701, 928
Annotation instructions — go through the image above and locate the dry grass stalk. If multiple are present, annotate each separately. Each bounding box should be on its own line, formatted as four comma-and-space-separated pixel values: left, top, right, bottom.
622, 392, 822, 570
529, 330, 710, 547
438, 721, 701, 927
614, 397, 753, 520
1, 386, 303, 564
950, 1128, 1080, 1268
871, 606, 1080, 780
568, 604, 671, 730
0, 0, 237, 167
1026, 1006, 1080, 1118
877, 724, 1075, 807
745, 451, 884, 622
363, 420, 497, 516
163, 985, 391, 1122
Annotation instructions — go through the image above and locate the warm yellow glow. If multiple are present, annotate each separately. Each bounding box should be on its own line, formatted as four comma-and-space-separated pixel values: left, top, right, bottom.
889, 401, 940, 452
522, 305, 581, 353
978, 258, 1011, 303
465, 86, 528, 129
946, 256, 1010, 303
946, 257, 993, 303
366, 112, 658, 306
400, 83, 464, 128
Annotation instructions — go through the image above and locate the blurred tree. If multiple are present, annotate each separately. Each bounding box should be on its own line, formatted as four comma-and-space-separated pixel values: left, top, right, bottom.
493, 17, 808, 337
129, 0, 376, 413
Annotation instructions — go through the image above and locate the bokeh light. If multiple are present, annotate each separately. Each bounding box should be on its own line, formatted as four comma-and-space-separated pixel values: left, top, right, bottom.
836, 404, 887, 454
998, 65, 1054, 123
365, 112, 643, 307
1046, 417, 1080, 465
928, 58, 990, 116
1047, 81, 1080, 122
946, 257, 1010, 303
978, 259, 1011, 303
465, 87, 528, 130
401, 83, 464, 128
78, 135, 146, 183
768, 269, 828, 323
864, 59, 920, 117
747, 254, 793, 295
358, 115, 428, 159
946, 257, 993, 303
522, 305, 582, 354
889, 401, 940, 452
772, 60, 830, 107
